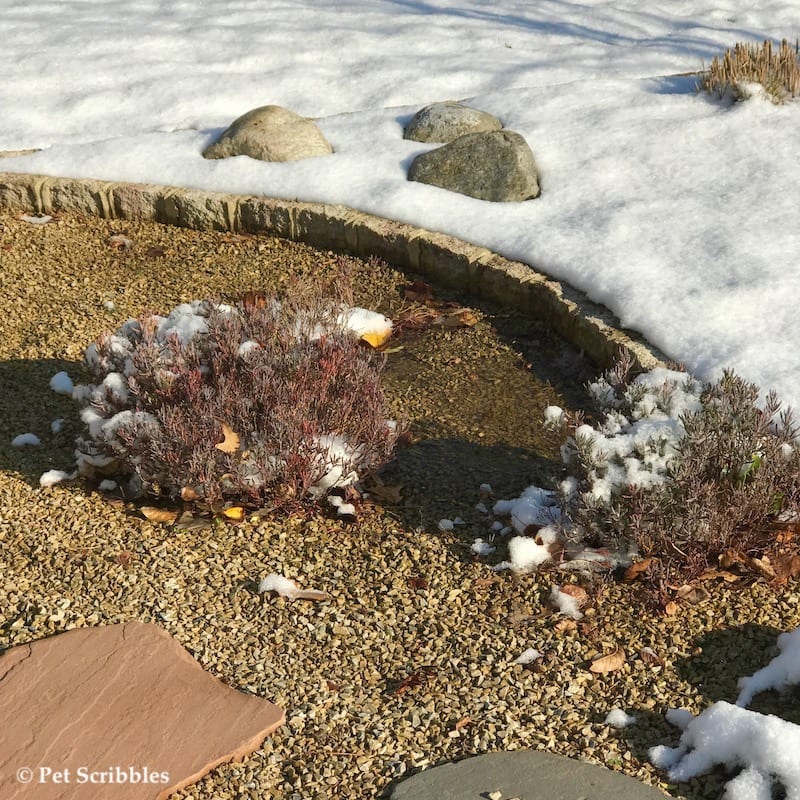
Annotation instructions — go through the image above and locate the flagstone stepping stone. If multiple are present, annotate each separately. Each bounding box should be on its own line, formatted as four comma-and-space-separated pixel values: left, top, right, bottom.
403, 101, 502, 143
408, 130, 541, 202
390, 750, 669, 799
0, 622, 285, 799
203, 104, 333, 162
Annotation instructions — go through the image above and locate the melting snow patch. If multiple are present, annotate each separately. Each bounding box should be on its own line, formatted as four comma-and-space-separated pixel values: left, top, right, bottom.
605, 708, 636, 728
513, 647, 543, 665
49, 371, 74, 395
39, 469, 76, 487
471, 538, 495, 556
11, 433, 40, 447
550, 584, 583, 619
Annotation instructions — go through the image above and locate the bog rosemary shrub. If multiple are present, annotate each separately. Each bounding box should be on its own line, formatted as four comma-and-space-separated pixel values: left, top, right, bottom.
74, 292, 401, 509
555, 355, 800, 588
700, 39, 800, 103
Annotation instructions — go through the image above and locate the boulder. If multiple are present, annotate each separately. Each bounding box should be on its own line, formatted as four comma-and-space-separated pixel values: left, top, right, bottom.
403, 101, 502, 143
203, 105, 332, 162
0, 622, 285, 800
408, 130, 540, 202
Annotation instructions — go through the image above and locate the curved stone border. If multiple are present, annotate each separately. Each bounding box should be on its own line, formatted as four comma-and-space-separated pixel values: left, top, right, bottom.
0, 172, 667, 370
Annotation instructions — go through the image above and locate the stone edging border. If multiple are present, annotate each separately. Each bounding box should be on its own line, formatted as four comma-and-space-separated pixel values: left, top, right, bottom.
0, 171, 667, 370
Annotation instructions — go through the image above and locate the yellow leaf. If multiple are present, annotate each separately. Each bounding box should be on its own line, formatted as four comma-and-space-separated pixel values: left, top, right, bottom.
589, 647, 626, 674
140, 506, 179, 524
222, 506, 245, 521
215, 422, 240, 453
360, 329, 392, 348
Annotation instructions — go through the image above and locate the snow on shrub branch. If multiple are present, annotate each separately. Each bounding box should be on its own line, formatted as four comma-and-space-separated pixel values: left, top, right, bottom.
65, 295, 401, 508
490, 356, 800, 581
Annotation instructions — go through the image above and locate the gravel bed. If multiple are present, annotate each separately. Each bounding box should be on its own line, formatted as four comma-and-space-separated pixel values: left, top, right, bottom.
2, 211, 799, 800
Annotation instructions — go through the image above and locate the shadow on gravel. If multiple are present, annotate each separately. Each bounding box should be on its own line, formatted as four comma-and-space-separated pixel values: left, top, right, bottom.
0, 358, 83, 487
621, 622, 795, 799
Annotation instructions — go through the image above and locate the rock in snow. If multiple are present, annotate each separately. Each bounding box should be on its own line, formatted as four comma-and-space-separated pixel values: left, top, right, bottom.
408, 130, 540, 202
203, 105, 333, 162
403, 101, 502, 143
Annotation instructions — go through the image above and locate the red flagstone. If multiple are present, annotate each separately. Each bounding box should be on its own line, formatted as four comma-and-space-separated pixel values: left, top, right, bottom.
0, 622, 285, 799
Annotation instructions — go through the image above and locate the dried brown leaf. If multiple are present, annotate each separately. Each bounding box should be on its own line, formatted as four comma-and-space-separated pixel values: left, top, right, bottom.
623, 557, 653, 582
140, 506, 179, 524
559, 584, 589, 608
145, 245, 166, 258
180, 486, 201, 501
441, 308, 479, 328
639, 646, 665, 667
554, 618, 578, 634
407, 576, 429, 590
115, 549, 134, 569
107, 234, 133, 250
589, 647, 626, 674
402, 279, 435, 303
454, 716, 472, 731
215, 422, 241, 453
663, 600, 679, 616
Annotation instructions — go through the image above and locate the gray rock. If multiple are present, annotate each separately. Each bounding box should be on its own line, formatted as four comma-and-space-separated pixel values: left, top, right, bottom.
408, 130, 540, 202
403, 101, 502, 143
203, 105, 333, 162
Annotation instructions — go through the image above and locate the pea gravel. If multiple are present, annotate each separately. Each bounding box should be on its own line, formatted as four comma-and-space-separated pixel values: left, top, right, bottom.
2, 211, 799, 800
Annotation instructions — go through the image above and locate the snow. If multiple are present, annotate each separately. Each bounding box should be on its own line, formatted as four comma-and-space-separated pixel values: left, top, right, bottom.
49, 371, 74, 395
736, 628, 800, 708
550, 584, 584, 620
605, 709, 637, 728
39, 469, 74, 488
1, 1, 799, 410
470, 538, 496, 556
650, 627, 800, 798
257, 573, 300, 597
11, 433, 40, 447
513, 648, 543, 665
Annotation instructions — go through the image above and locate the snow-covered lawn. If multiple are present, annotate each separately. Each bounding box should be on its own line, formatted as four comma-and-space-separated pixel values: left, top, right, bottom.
2, 1, 800, 411
4, 1, 800, 794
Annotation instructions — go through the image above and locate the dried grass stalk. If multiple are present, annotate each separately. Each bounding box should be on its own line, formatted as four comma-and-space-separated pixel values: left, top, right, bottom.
700, 39, 800, 103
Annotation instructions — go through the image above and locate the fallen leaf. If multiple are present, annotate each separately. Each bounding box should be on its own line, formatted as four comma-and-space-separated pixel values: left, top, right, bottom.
107, 233, 133, 250
639, 646, 665, 667
441, 308, 479, 328
368, 481, 404, 505
140, 506, 179, 524
554, 618, 578, 634
454, 716, 472, 731
325, 680, 340, 692
471, 576, 496, 589
222, 506, 246, 521
407, 576, 429, 590
180, 486, 201, 501
747, 554, 776, 580
663, 600, 679, 616
623, 557, 653, 582
392, 666, 435, 696
115, 550, 134, 569
215, 422, 241, 453
675, 584, 710, 604
699, 568, 740, 583
559, 584, 589, 608
589, 647, 626, 674
772, 554, 800, 583
145, 245, 166, 258
402, 279, 435, 303
360, 329, 392, 348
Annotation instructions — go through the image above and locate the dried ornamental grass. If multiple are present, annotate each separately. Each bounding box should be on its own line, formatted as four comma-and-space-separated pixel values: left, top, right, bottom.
700, 39, 800, 103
